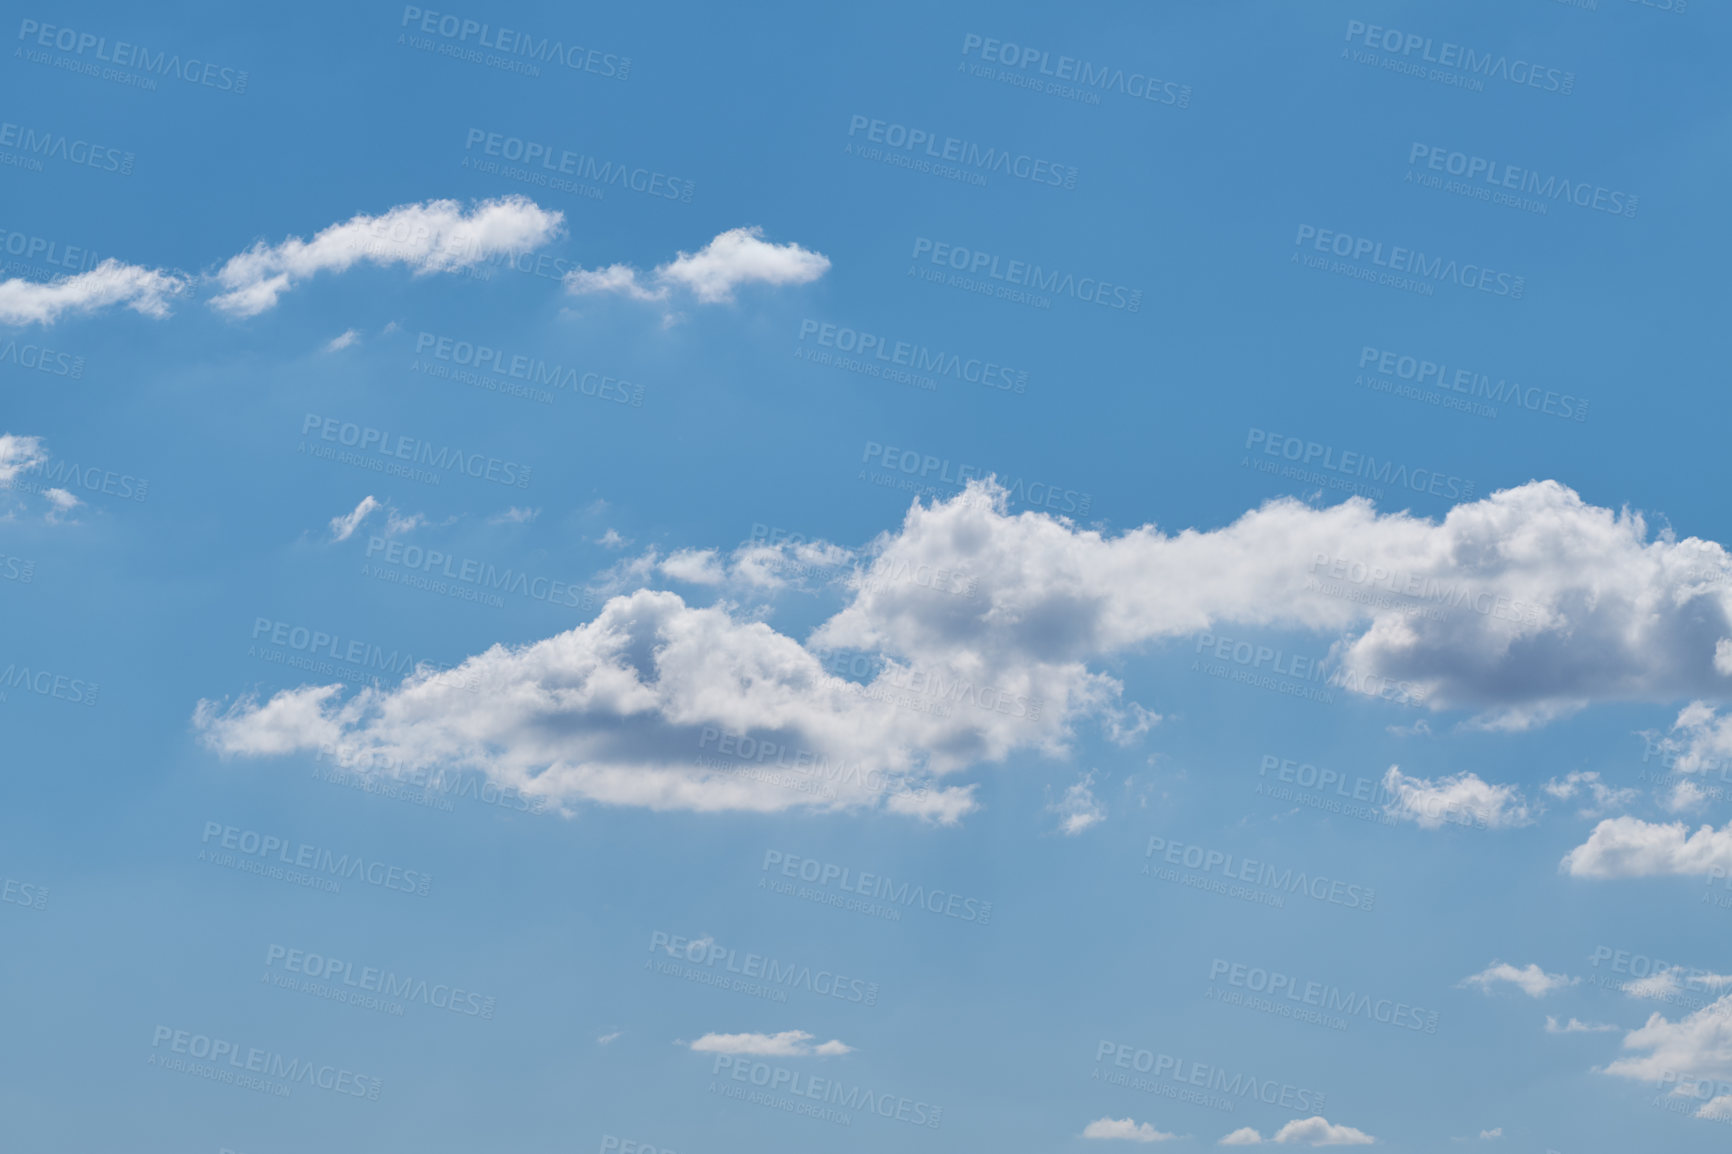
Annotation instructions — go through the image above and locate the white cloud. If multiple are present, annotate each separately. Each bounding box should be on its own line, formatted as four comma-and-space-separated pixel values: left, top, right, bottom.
1382, 766, 1531, 829
598, 528, 630, 549
1546, 1015, 1618, 1033
1476, 1129, 1502, 1140
193, 479, 1732, 822
490, 506, 539, 525
329, 495, 381, 542
596, 1030, 622, 1045
565, 226, 829, 305
41, 487, 80, 523
0, 259, 190, 325
1049, 770, 1107, 835
1220, 1117, 1375, 1145
687, 1030, 850, 1057
211, 196, 563, 317
1561, 817, 1732, 878
324, 328, 361, 352
1459, 962, 1578, 998
660, 548, 728, 586
1602, 993, 1732, 1114
0, 434, 47, 484
1082, 1116, 1178, 1142
1541, 770, 1638, 817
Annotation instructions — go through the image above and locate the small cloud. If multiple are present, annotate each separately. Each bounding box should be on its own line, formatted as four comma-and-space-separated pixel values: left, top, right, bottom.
324, 328, 361, 352
1048, 770, 1107, 835
687, 1030, 851, 1057
1220, 1128, 1265, 1146
329, 495, 381, 542
659, 548, 727, 586
0, 433, 47, 484
0, 259, 191, 326
1083, 1116, 1179, 1142
565, 226, 830, 308
42, 487, 80, 522
490, 506, 539, 525
384, 509, 424, 536
1545, 1015, 1618, 1034
1477, 1129, 1502, 1140
598, 528, 631, 550
1459, 961, 1578, 998
1542, 770, 1638, 817
1383, 766, 1531, 829
596, 1030, 622, 1045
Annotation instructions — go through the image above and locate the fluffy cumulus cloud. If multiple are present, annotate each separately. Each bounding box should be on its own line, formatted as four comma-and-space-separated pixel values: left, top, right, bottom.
1219, 1116, 1375, 1145
210, 195, 564, 317
1602, 993, 1732, 1119
1541, 770, 1638, 818
1459, 962, 1578, 998
1381, 766, 1532, 830
0, 259, 191, 325
687, 1030, 850, 1057
1561, 817, 1732, 878
565, 226, 829, 305
1082, 1116, 1178, 1141
194, 480, 1732, 821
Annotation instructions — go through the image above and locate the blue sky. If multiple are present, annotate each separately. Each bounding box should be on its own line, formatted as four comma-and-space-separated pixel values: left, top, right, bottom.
5, 1, 1732, 1151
